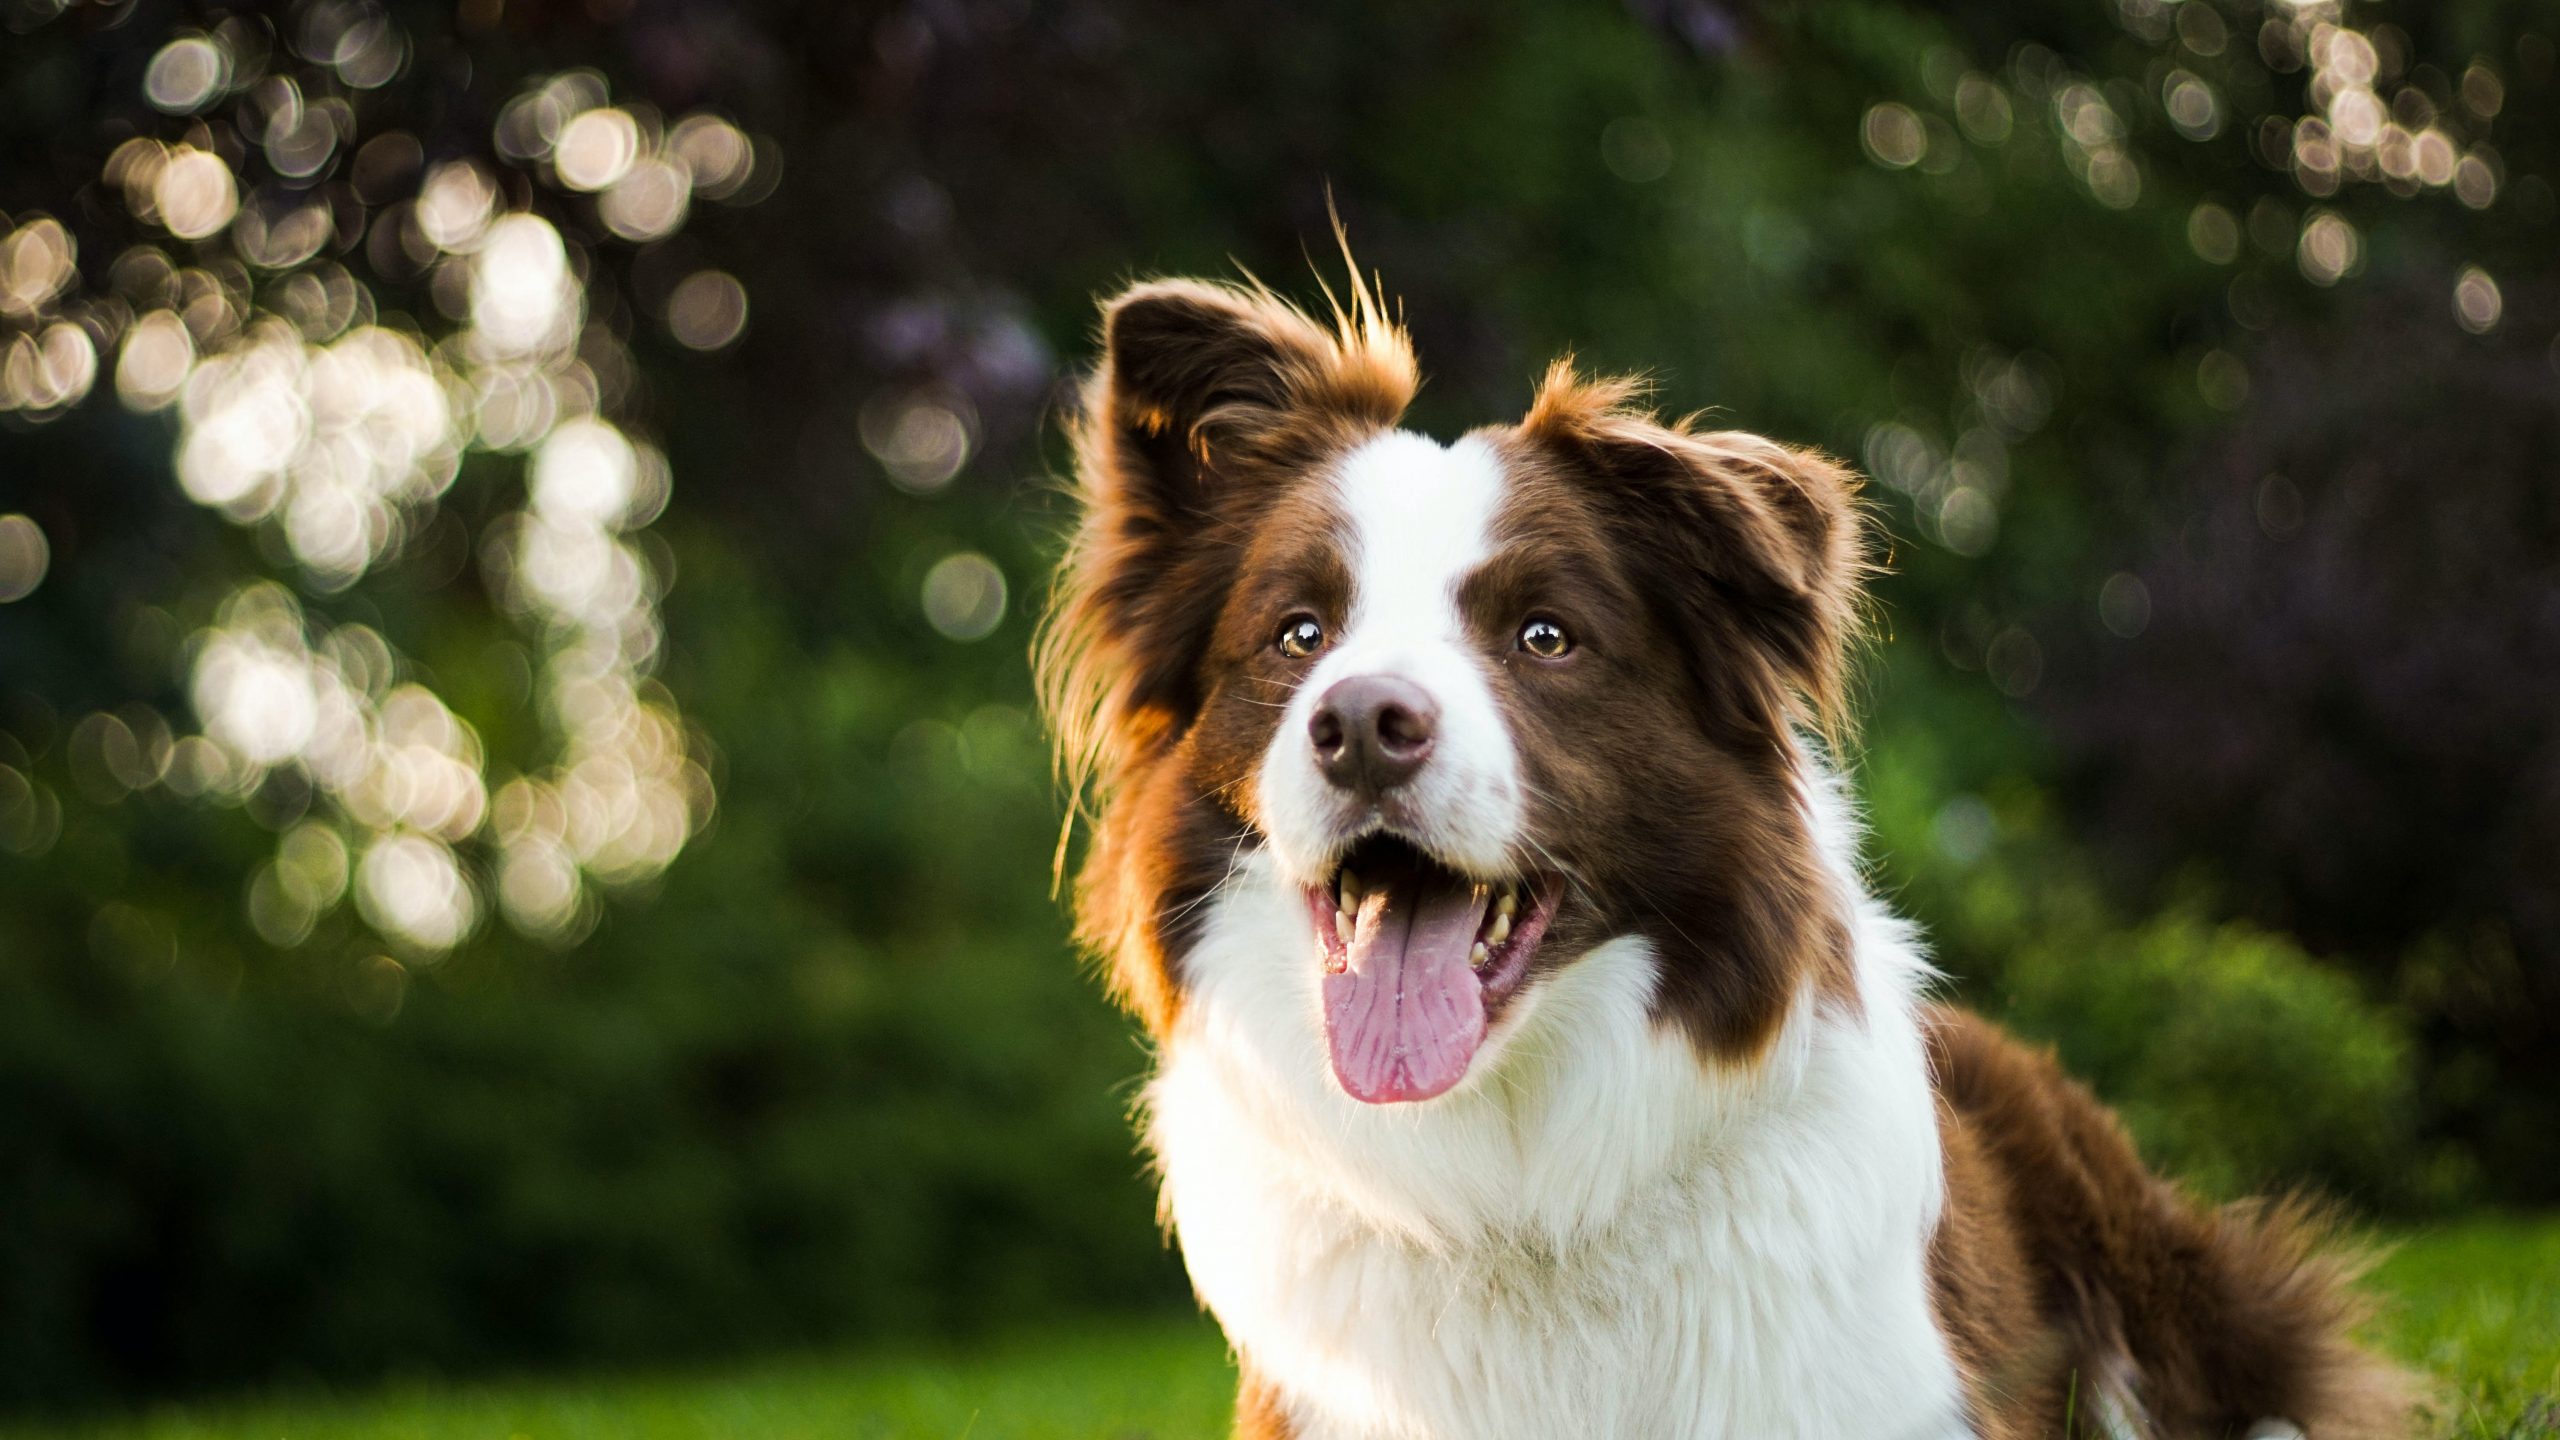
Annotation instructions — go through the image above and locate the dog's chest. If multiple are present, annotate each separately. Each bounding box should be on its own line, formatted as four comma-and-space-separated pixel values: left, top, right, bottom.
1152, 1037, 1974, 1440
1196, 1182, 1966, 1439
1153, 878, 1974, 1439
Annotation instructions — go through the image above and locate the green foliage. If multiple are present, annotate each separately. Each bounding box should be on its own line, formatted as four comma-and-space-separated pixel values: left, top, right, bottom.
2002, 908, 2438, 1209
1854, 656, 2448, 1212
0, 520, 1185, 1406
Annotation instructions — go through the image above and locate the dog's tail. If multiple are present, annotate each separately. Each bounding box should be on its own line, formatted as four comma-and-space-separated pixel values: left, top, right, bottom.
2171, 1194, 2430, 1439
1924, 1007, 2430, 1440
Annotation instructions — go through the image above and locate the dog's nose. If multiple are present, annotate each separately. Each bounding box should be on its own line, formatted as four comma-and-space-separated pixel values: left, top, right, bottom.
1310, 675, 1437, 796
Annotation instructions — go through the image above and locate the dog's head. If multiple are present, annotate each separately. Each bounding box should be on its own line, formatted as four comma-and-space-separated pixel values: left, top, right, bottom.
1041, 276, 1868, 1104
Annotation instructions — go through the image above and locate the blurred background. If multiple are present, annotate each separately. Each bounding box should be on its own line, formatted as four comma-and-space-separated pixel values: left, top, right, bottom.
0, 0, 2554, 1418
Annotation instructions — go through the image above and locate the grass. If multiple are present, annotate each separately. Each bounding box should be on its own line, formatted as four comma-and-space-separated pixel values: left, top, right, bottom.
2371, 1217, 2560, 1438
12, 1218, 2553, 1440
5, 1324, 1240, 1440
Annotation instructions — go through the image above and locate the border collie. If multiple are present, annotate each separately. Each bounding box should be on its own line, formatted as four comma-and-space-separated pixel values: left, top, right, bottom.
1037, 272, 2418, 1440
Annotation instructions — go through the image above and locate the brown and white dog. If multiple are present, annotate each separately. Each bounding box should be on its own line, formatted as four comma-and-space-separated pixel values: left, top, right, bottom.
1037, 273, 2419, 1440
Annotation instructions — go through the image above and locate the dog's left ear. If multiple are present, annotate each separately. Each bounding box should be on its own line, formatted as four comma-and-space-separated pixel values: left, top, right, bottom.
1521, 364, 1869, 743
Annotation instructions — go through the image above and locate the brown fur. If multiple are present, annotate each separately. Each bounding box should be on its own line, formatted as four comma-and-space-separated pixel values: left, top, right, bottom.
1036, 275, 1413, 1034
1233, 1364, 1300, 1440
1514, 362, 1873, 749
1037, 273, 2423, 1439
1467, 418, 1861, 1055
1926, 1006, 2425, 1438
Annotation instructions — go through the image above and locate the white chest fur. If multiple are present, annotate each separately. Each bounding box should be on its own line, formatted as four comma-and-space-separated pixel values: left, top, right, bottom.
1147, 855, 1975, 1440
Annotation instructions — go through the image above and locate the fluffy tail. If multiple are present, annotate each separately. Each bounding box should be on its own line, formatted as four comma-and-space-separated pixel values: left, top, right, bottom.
2170, 1196, 2428, 1439
1924, 1007, 2430, 1440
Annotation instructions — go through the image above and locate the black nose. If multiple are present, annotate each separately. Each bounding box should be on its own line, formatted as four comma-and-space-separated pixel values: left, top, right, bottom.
1309, 675, 1437, 797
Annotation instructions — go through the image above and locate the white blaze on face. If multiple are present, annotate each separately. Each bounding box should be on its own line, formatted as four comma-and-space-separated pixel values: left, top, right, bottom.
1255, 430, 1523, 881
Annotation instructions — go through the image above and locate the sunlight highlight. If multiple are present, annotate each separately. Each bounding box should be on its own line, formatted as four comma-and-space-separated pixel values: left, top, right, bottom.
0, 14, 764, 958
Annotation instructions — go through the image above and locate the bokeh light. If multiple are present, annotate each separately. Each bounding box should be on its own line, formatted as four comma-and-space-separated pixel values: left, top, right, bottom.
415, 161, 498, 251
862, 387, 976, 493
2267, 5, 2504, 216
666, 271, 748, 351
1857, 3, 2506, 342
555, 108, 640, 191
1862, 102, 1924, 169
599, 157, 690, 241
0, 757, 63, 856
2197, 349, 2250, 412
143, 35, 231, 114
155, 146, 239, 240
470, 213, 574, 358
2098, 572, 2152, 639
1937, 488, 1997, 557
1952, 73, 2011, 145
669, 115, 754, 199
356, 833, 475, 953
173, 321, 457, 586
0, 21, 759, 959
0, 217, 75, 320
922, 552, 1007, 641
2162, 70, 2220, 141
530, 418, 638, 528
2297, 210, 2362, 286
2054, 83, 2139, 208
2452, 266, 2502, 334
2187, 202, 2239, 264
117, 309, 196, 408
1, 322, 97, 414
0, 515, 50, 603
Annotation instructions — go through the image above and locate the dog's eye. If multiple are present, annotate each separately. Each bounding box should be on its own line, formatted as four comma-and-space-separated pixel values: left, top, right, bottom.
1277, 615, 1327, 659
1519, 618, 1571, 659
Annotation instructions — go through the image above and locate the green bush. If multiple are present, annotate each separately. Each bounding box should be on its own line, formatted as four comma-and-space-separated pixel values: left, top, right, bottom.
0, 524, 1187, 1409
1858, 664, 2453, 1212
1999, 909, 2448, 1210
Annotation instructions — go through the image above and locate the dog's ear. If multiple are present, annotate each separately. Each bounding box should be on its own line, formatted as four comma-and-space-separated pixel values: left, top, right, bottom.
1043, 279, 1416, 794
1090, 278, 1410, 537
1521, 363, 1869, 746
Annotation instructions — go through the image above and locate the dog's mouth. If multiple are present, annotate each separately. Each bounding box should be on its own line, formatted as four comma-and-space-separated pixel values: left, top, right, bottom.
1303, 833, 1561, 1105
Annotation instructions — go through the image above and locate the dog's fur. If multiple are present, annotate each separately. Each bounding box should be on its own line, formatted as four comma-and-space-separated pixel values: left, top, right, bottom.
1037, 273, 2421, 1440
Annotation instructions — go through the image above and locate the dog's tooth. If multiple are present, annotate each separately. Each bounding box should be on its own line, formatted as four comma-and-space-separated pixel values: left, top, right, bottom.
1339, 870, 1360, 906
1496, 890, 1517, 920
1488, 911, 1511, 946
1470, 941, 1490, 970
1335, 909, 1354, 944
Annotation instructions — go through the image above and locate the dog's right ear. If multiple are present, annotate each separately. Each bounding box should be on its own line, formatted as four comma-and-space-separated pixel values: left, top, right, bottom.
1044, 279, 1415, 789
1090, 279, 1410, 542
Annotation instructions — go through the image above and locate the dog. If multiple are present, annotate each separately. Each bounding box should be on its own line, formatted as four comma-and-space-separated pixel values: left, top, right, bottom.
1036, 271, 2420, 1439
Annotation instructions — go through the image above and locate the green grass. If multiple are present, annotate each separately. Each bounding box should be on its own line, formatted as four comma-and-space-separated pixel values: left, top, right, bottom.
14, 1218, 2554, 1440
2372, 1217, 2560, 1438
6, 1324, 1240, 1440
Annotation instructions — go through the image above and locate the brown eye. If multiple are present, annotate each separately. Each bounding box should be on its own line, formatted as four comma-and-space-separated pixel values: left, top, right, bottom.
1277, 615, 1327, 659
1519, 618, 1570, 659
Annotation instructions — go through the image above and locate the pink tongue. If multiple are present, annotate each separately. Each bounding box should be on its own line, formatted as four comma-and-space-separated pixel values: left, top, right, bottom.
1322, 876, 1486, 1104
